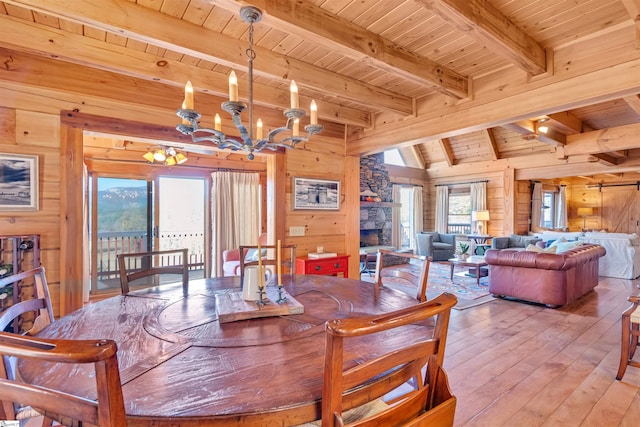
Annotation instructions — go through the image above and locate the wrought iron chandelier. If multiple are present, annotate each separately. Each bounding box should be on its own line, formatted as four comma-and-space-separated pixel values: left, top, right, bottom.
176, 6, 323, 160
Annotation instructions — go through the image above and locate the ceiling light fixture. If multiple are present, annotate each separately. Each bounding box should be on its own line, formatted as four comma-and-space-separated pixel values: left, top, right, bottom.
143, 147, 188, 166
536, 118, 549, 134
176, 6, 323, 160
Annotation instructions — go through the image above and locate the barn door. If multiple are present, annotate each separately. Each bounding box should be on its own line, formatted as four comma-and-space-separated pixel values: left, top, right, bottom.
600, 187, 640, 233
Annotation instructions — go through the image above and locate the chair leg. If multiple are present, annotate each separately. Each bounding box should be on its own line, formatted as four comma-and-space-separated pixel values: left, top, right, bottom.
617, 315, 632, 380
631, 322, 640, 359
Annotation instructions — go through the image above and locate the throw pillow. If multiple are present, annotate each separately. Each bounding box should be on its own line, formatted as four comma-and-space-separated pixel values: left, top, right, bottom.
554, 241, 583, 253
525, 244, 557, 253
549, 237, 567, 248
244, 248, 266, 262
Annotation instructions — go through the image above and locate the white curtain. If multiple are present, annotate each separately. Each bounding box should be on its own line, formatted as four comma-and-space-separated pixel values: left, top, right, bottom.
211, 171, 260, 277
470, 182, 487, 233
531, 182, 543, 231
391, 184, 402, 248
410, 186, 423, 251
556, 185, 567, 229
435, 186, 449, 234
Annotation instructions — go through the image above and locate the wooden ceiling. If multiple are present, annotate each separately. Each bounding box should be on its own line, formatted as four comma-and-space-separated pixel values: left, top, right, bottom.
1, 0, 640, 183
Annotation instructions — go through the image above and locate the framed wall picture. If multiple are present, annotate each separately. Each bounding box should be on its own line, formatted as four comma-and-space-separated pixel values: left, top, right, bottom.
0, 153, 39, 211
293, 177, 340, 210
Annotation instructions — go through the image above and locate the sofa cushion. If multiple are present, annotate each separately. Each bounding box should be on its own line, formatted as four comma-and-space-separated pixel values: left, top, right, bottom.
433, 242, 454, 250
554, 241, 583, 253
525, 244, 557, 253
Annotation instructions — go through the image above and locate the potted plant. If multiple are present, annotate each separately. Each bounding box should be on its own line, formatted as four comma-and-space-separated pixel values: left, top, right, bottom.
456, 243, 470, 260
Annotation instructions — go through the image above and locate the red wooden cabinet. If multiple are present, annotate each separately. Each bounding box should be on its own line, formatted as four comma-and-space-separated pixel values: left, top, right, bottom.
296, 255, 349, 278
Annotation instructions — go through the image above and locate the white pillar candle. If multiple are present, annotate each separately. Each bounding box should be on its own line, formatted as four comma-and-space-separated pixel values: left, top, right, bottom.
310, 100, 318, 125
184, 81, 194, 109
290, 81, 299, 109
229, 71, 238, 102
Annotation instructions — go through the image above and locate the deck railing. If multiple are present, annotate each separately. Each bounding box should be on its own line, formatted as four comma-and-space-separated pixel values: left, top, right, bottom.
95, 231, 205, 281
447, 223, 472, 234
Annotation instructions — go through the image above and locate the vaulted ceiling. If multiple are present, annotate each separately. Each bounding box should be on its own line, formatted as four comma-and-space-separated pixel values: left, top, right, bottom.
1, 0, 640, 182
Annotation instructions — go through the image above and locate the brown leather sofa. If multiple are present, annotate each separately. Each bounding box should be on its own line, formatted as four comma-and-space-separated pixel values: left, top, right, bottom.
485, 244, 606, 308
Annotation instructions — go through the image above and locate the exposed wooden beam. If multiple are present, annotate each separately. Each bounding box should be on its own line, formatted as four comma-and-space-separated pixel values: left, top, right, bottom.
415, 0, 547, 76
347, 57, 640, 156
482, 128, 499, 160
588, 153, 620, 166
620, 0, 640, 48
210, 0, 468, 99
623, 94, 640, 115
0, 16, 370, 128
547, 111, 583, 134
438, 138, 455, 167
564, 122, 640, 156
3, 0, 413, 116
410, 145, 426, 170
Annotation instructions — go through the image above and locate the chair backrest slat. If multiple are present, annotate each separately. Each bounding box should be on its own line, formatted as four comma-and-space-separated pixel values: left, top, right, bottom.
117, 248, 189, 296
375, 250, 431, 302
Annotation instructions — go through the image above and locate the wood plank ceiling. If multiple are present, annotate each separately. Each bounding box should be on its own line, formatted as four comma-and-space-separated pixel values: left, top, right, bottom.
1, 0, 639, 183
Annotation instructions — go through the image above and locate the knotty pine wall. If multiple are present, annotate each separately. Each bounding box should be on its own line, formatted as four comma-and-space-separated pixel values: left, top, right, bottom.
0, 107, 62, 315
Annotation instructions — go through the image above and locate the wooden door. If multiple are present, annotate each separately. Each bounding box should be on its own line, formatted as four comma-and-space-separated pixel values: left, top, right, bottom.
600, 187, 640, 234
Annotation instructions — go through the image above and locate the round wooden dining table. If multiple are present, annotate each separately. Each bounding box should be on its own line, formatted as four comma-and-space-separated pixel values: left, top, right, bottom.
20, 274, 432, 426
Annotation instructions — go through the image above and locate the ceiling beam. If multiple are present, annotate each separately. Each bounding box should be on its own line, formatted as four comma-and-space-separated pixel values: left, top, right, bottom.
210, 0, 468, 99
588, 153, 620, 166
563, 122, 640, 156
620, 0, 640, 48
547, 111, 583, 134
438, 138, 455, 167
410, 145, 426, 170
482, 128, 499, 160
3, 0, 413, 116
502, 121, 566, 146
347, 57, 640, 156
415, 0, 547, 76
623, 94, 640, 115
0, 16, 369, 128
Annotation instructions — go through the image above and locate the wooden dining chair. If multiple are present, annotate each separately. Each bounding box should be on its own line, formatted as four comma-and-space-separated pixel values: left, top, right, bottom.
374, 249, 431, 302
117, 248, 189, 296
238, 244, 296, 285
0, 333, 126, 427
320, 293, 458, 427
0, 266, 54, 336
616, 294, 640, 380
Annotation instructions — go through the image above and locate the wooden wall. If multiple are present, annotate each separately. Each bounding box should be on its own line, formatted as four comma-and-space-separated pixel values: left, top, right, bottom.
0, 107, 62, 316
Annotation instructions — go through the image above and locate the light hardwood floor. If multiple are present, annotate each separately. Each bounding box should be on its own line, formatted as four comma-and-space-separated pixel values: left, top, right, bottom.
445, 275, 640, 426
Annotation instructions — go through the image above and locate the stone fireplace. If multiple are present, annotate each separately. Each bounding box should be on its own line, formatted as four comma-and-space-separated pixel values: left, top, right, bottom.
360, 154, 394, 247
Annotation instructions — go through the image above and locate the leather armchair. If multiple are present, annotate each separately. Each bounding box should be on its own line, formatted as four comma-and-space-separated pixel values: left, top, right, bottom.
415, 232, 457, 261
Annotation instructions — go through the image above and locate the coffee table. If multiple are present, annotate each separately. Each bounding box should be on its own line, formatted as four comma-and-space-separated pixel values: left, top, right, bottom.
448, 256, 489, 286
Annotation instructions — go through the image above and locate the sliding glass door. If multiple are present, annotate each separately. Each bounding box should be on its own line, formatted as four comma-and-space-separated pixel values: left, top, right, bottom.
89, 175, 205, 295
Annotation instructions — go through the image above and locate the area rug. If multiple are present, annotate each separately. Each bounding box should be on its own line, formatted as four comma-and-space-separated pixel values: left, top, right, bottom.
361, 261, 496, 310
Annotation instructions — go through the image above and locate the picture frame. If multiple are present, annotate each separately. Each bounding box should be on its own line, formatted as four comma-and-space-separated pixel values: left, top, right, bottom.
0, 153, 39, 211
293, 177, 340, 210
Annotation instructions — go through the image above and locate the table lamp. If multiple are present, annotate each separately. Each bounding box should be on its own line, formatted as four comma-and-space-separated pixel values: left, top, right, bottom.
577, 207, 593, 230
471, 210, 490, 235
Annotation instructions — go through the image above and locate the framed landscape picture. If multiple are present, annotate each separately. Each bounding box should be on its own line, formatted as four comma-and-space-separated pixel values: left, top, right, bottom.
0, 153, 39, 211
293, 177, 340, 210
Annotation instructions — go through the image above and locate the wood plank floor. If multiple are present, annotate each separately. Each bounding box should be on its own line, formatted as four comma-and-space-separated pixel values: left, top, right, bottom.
445, 275, 640, 426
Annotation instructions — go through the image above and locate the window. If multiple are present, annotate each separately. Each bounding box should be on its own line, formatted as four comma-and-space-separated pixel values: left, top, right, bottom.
448, 190, 471, 234
384, 149, 405, 166
541, 191, 556, 228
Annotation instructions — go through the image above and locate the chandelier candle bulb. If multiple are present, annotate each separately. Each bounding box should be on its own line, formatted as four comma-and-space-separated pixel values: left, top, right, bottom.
310, 100, 318, 125
214, 113, 222, 132
181, 101, 190, 125
277, 239, 282, 286
184, 81, 194, 110
293, 118, 300, 137
229, 71, 238, 102
290, 81, 299, 109
257, 118, 263, 140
